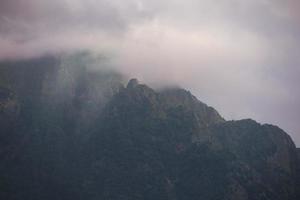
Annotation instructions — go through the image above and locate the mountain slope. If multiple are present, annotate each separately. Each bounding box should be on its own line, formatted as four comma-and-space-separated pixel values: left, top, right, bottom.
86, 79, 299, 200
0, 58, 299, 200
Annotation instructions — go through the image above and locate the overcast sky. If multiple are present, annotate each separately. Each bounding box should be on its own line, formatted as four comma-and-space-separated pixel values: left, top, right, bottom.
0, 0, 300, 145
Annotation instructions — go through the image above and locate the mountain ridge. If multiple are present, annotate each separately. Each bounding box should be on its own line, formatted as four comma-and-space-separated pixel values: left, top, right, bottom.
0, 56, 299, 200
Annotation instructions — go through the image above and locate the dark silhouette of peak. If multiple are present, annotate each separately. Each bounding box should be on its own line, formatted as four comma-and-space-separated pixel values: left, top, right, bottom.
127, 78, 139, 88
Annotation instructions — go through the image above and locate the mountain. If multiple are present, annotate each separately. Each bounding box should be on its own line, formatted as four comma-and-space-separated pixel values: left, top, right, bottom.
0, 56, 299, 200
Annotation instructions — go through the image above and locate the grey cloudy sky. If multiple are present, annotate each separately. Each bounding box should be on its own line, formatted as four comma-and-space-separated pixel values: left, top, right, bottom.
0, 0, 300, 145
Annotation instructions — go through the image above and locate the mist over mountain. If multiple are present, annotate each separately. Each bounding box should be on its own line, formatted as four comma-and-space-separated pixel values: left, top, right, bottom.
1, 0, 300, 199
0, 55, 299, 200
1, 0, 300, 145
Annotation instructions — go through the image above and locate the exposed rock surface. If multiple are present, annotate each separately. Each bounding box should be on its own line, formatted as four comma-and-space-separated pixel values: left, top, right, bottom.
0, 57, 299, 200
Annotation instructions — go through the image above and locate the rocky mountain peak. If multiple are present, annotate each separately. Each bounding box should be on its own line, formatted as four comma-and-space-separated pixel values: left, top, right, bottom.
127, 78, 139, 89
0, 58, 299, 200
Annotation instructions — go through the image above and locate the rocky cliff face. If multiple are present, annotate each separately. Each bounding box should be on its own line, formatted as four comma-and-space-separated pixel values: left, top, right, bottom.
0, 57, 299, 200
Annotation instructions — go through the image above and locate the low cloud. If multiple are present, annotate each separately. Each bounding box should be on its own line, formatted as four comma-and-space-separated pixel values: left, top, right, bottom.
0, 0, 299, 145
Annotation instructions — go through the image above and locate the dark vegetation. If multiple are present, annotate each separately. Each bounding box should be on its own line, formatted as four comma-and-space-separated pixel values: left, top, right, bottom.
0, 56, 299, 200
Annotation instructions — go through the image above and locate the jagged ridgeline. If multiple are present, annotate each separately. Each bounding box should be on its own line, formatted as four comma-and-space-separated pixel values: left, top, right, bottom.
0, 55, 299, 200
